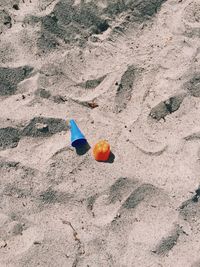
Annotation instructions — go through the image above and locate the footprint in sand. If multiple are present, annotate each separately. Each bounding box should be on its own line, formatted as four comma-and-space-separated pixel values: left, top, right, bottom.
86, 177, 139, 226
84, 178, 177, 266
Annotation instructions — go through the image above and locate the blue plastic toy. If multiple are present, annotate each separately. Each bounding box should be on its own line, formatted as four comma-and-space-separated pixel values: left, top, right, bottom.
69, 119, 87, 147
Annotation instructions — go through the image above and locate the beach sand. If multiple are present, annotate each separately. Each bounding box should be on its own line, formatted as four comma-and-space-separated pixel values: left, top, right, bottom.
0, 0, 200, 266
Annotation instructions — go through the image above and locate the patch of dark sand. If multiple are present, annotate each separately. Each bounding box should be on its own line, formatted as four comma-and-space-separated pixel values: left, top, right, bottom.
39, 187, 72, 204
52, 95, 66, 103
27, 0, 167, 51
0, 10, 12, 34
182, 1, 200, 38
35, 1, 109, 51
0, 159, 19, 169
86, 177, 139, 213
115, 65, 137, 113
0, 0, 20, 9
34, 88, 51, 99
0, 66, 33, 96
0, 127, 20, 150
78, 75, 106, 89
152, 225, 183, 256
122, 184, 159, 209
179, 186, 200, 221
87, 194, 99, 211
108, 177, 137, 204
0, 42, 15, 64
184, 74, 200, 97
1, 117, 68, 147
149, 93, 186, 121
21, 117, 69, 137
105, 0, 166, 19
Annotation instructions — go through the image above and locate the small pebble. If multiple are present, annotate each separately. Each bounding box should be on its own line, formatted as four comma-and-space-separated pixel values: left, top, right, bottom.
35, 123, 49, 132
0, 240, 7, 248
33, 241, 41, 245
13, 4, 19, 10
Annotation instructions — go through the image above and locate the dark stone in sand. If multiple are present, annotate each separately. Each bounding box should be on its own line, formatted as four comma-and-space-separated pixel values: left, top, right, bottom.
79, 75, 106, 89
13, 4, 19, 10
0, 127, 20, 150
21, 117, 68, 137
122, 184, 157, 209
150, 93, 186, 121
0, 66, 33, 95
184, 74, 200, 97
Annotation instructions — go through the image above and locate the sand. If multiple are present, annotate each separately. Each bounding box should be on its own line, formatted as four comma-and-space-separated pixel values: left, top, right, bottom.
0, 0, 200, 266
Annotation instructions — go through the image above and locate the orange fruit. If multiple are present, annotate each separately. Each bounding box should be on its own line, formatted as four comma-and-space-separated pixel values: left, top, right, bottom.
93, 140, 110, 161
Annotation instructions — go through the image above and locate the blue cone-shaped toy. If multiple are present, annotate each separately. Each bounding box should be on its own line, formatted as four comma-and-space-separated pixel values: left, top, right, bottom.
69, 119, 86, 147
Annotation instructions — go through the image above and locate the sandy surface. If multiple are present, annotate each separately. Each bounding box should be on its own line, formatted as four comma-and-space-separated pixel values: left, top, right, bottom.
0, 0, 200, 266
